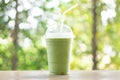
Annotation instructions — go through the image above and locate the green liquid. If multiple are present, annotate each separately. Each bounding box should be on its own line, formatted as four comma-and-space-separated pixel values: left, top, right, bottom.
46, 38, 72, 75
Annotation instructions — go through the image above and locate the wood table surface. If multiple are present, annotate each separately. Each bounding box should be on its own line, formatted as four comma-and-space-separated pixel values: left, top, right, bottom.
0, 70, 120, 80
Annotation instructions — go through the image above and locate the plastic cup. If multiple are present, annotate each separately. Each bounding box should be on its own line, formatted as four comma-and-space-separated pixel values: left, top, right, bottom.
45, 25, 74, 75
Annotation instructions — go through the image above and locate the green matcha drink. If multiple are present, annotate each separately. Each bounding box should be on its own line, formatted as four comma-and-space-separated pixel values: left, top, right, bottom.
45, 24, 74, 75
46, 38, 73, 74
45, 3, 77, 74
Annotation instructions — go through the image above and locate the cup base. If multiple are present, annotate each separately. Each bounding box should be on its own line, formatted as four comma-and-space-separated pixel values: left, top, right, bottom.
49, 71, 68, 75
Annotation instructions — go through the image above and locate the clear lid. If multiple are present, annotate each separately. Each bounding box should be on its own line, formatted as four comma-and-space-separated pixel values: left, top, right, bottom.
45, 24, 74, 38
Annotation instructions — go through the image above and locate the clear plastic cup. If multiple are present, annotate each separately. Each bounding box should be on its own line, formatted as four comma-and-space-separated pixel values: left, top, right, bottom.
45, 24, 74, 75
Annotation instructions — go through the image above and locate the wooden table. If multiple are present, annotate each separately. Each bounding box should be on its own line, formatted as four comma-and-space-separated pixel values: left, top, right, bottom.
0, 70, 120, 80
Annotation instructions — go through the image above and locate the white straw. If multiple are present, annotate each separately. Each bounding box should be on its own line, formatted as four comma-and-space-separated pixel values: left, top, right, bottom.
60, 3, 78, 32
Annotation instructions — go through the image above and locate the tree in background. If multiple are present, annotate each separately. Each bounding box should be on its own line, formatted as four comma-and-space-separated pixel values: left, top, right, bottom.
11, 0, 19, 70
91, 0, 98, 70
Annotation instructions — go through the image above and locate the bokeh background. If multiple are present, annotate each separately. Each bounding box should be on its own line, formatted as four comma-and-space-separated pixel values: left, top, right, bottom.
0, 0, 120, 70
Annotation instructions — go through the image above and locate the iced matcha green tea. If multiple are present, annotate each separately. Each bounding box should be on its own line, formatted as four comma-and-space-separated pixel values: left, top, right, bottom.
45, 3, 77, 75
46, 38, 72, 74
45, 25, 74, 75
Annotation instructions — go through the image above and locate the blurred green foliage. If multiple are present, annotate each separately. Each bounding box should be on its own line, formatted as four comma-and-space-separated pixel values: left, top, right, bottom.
0, 0, 120, 70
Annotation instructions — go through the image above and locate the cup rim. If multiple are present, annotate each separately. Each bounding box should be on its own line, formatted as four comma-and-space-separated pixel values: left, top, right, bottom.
45, 33, 74, 39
